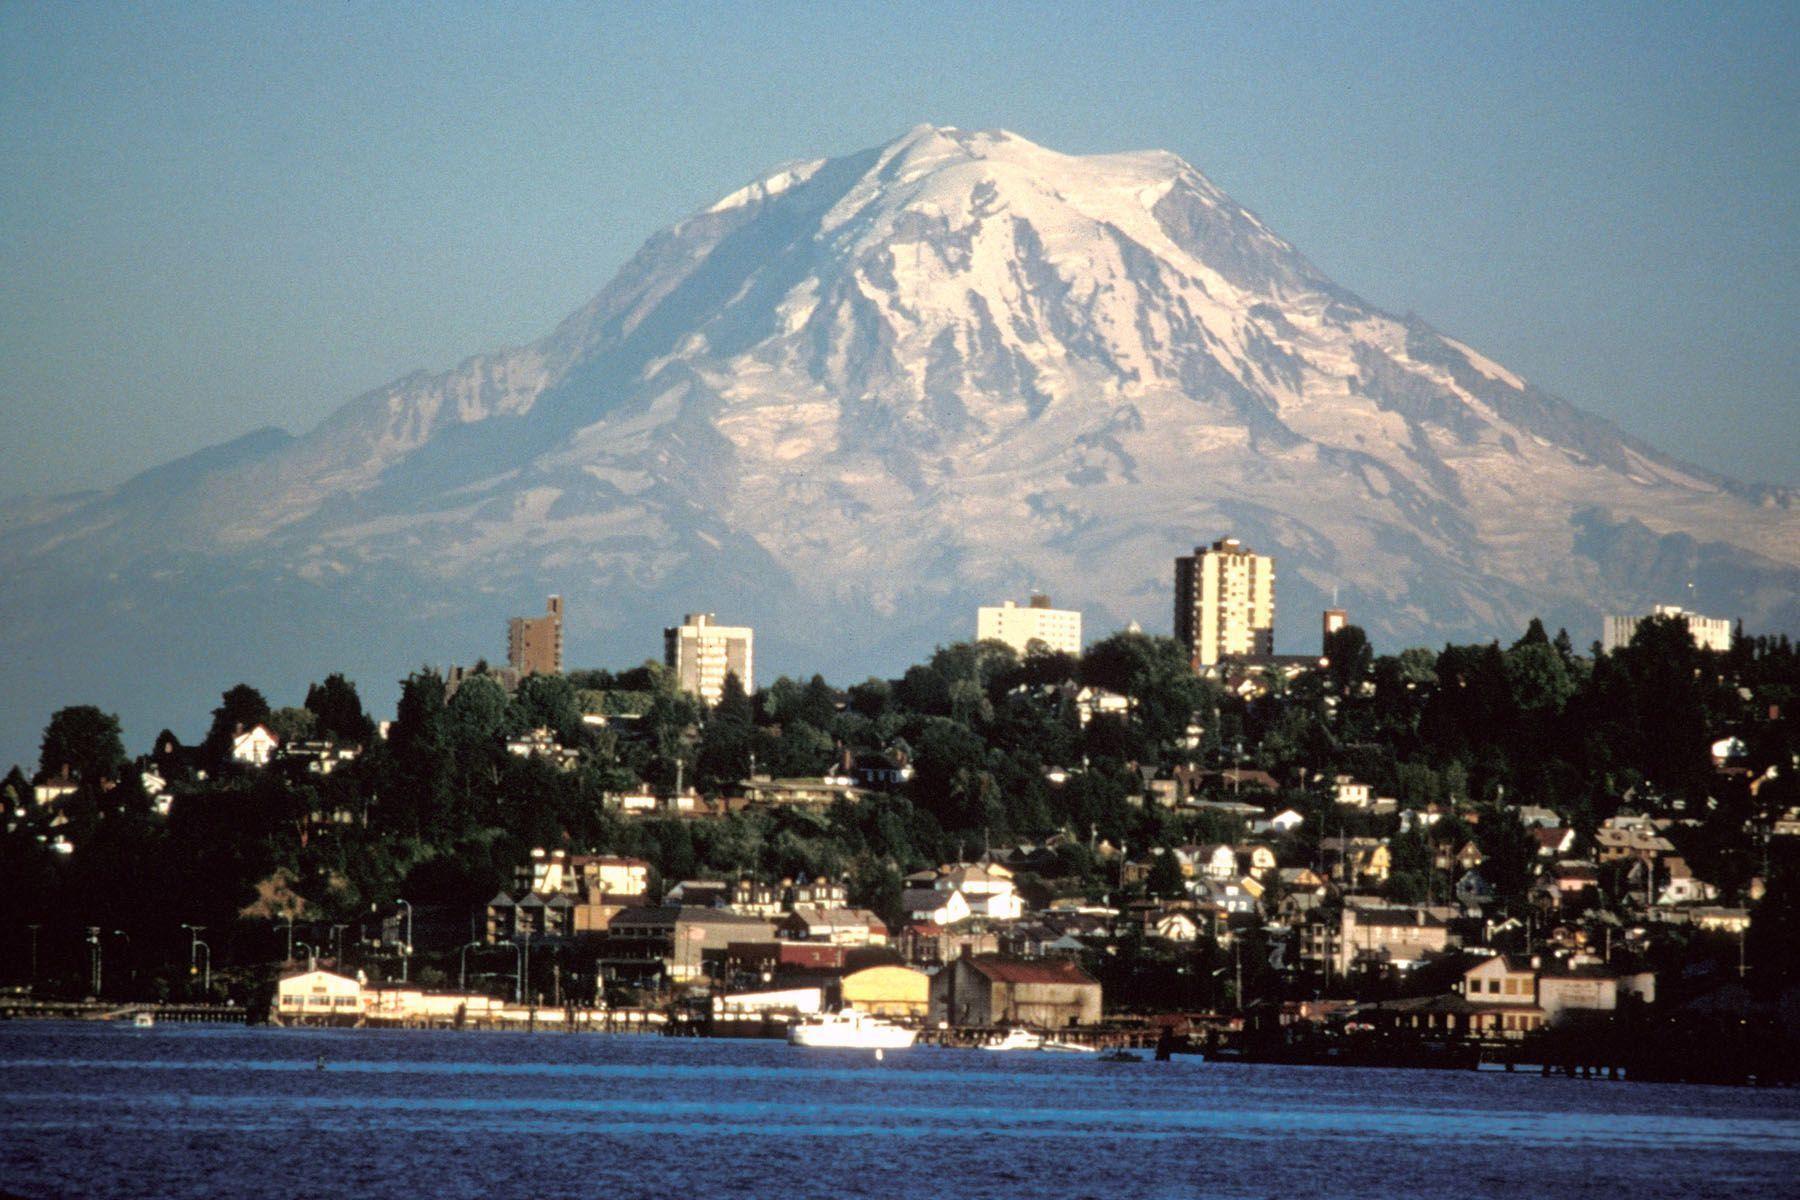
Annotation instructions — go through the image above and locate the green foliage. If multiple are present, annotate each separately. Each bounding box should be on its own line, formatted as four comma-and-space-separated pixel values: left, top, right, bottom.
304, 674, 376, 745
38, 705, 127, 784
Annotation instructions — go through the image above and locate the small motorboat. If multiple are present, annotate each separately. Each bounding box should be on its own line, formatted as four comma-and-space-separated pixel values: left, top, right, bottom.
1099, 1049, 1141, 1063
980, 1026, 1044, 1051
131, 1012, 154, 1028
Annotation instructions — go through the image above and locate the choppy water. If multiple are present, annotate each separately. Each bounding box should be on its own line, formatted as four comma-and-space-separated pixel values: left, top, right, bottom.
2, 1022, 1797, 1198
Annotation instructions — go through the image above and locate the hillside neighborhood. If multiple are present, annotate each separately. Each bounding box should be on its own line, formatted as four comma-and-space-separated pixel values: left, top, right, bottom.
4, 592, 1798, 1078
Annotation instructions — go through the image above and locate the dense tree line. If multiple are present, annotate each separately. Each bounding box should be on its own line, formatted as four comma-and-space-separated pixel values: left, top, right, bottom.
3, 616, 1796, 1002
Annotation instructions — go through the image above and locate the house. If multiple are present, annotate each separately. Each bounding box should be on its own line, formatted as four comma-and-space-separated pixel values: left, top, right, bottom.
273, 969, 363, 1025
32, 767, 80, 807
787, 876, 849, 909
1204, 880, 1260, 917
1073, 687, 1131, 727
1536, 963, 1655, 1021
1190, 844, 1240, 882
1690, 907, 1751, 933
1454, 869, 1497, 911
712, 986, 825, 1018
777, 906, 889, 946
1147, 908, 1203, 942
1336, 905, 1455, 976
1595, 821, 1676, 863
277, 740, 362, 776
1531, 827, 1576, 858
1320, 837, 1390, 884
1251, 808, 1306, 836
1333, 776, 1373, 808
898, 922, 1002, 967
840, 964, 931, 1019
505, 728, 582, 770
487, 849, 651, 940
929, 954, 1103, 1028
1654, 857, 1718, 906
229, 724, 279, 767
1238, 844, 1278, 880
1456, 955, 1548, 1037
1710, 736, 1748, 765
597, 907, 779, 986
739, 776, 874, 807
902, 863, 1024, 924
1515, 806, 1562, 829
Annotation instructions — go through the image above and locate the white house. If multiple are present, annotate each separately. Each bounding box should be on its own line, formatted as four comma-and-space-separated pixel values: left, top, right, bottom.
230, 725, 279, 767
1332, 776, 1373, 808
1190, 844, 1239, 882
273, 969, 363, 1023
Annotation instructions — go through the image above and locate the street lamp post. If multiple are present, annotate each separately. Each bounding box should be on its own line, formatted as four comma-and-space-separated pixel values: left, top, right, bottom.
295, 942, 317, 972
86, 927, 102, 997
277, 920, 295, 963
459, 942, 485, 992
397, 899, 413, 983
194, 939, 211, 995
330, 924, 348, 966
181, 924, 204, 973
25, 924, 40, 993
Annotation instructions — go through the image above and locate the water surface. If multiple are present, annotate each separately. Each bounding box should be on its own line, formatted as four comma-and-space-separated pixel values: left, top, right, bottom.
2, 1022, 1796, 1198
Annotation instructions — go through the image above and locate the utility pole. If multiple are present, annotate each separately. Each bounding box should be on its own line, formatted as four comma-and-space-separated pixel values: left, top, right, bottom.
397, 899, 413, 983
1234, 938, 1243, 1013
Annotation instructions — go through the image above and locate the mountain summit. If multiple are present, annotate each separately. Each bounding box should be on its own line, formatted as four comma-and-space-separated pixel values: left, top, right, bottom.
2, 125, 1794, 758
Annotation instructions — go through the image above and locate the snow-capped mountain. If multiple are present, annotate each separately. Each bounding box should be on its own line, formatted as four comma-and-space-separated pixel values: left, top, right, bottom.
2, 125, 1794, 760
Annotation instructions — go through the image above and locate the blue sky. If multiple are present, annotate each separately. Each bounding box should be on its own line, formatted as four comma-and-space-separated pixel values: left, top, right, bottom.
2, 1, 1795, 494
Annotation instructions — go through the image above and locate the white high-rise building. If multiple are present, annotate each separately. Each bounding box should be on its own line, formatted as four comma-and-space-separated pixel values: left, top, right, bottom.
977, 595, 1082, 657
1174, 537, 1275, 668
664, 613, 754, 705
1602, 605, 1732, 654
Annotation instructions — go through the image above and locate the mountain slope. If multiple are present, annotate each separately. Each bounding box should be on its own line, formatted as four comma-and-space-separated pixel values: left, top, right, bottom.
2, 124, 1794, 764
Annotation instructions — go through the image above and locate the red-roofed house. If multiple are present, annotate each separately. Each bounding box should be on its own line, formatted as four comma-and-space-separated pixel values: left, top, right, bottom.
929, 953, 1102, 1028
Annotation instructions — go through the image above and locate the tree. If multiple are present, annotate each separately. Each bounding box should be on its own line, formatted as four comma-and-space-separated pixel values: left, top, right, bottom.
304, 674, 375, 745
38, 705, 127, 784
513, 673, 585, 745
1146, 848, 1186, 899
1323, 625, 1374, 695
696, 673, 755, 789
267, 707, 316, 745
202, 685, 273, 764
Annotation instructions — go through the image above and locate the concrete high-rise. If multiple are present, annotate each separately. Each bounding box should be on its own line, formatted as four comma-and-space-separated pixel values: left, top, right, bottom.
665, 613, 754, 705
1602, 604, 1732, 654
1174, 538, 1275, 668
508, 596, 563, 676
977, 594, 1082, 657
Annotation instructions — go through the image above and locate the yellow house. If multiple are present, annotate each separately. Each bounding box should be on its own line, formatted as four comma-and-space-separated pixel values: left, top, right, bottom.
839, 964, 931, 1019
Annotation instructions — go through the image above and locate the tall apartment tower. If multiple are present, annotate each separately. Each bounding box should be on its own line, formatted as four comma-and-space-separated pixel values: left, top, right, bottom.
664, 613, 754, 706
1322, 608, 1349, 653
507, 595, 564, 676
977, 594, 1082, 657
1174, 538, 1275, 668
